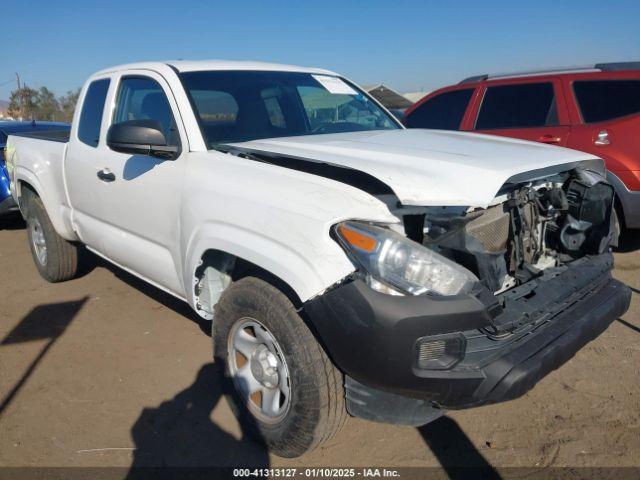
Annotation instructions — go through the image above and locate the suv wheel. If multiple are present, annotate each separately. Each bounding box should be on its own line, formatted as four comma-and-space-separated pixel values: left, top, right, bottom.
213, 277, 347, 457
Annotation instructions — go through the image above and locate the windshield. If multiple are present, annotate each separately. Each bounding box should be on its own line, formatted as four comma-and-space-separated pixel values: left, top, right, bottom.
180, 71, 400, 147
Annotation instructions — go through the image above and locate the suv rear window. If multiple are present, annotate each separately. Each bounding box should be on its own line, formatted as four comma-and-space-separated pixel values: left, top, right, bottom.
404, 89, 473, 130
476, 83, 557, 129
574, 80, 640, 123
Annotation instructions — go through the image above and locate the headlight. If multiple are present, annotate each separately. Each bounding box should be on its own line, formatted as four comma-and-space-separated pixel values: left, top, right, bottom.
334, 221, 478, 296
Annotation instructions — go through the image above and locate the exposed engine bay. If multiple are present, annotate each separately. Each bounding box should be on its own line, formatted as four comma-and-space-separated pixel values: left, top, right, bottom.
402, 167, 616, 294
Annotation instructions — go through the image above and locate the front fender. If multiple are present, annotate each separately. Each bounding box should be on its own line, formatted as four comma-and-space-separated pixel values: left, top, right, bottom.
183, 220, 356, 309
180, 150, 401, 311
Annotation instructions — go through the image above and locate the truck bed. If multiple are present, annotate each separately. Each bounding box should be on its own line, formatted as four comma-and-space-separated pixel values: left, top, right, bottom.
11, 129, 70, 143
6, 132, 74, 238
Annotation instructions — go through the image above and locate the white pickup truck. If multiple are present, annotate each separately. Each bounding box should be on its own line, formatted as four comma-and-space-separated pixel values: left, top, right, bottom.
5, 61, 631, 457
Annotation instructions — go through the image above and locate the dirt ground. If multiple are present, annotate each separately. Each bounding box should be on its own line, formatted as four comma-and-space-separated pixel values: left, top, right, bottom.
1, 213, 639, 472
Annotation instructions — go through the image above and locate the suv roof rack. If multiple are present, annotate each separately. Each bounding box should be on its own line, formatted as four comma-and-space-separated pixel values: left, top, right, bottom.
594, 61, 640, 71
459, 61, 640, 84
458, 74, 489, 84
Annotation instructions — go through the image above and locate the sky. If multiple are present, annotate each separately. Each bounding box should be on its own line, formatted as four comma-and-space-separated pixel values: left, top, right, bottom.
1, 0, 639, 101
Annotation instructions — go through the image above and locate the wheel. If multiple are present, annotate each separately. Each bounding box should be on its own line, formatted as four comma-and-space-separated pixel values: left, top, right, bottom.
213, 277, 347, 457
24, 192, 80, 282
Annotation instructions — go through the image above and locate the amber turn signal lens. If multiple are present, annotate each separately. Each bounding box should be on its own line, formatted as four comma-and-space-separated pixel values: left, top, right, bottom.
337, 224, 378, 253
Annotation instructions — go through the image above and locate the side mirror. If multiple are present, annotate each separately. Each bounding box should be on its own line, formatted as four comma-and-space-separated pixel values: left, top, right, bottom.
107, 119, 180, 160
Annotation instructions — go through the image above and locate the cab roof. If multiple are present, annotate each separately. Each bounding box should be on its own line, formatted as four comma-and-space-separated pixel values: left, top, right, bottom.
94, 60, 337, 76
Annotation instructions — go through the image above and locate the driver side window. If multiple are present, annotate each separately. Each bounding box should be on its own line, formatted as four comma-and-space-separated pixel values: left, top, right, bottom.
113, 77, 180, 146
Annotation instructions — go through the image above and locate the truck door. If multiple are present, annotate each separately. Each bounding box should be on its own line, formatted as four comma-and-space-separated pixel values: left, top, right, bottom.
71, 71, 188, 297
472, 79, 571, 146
65, 77, 113, 253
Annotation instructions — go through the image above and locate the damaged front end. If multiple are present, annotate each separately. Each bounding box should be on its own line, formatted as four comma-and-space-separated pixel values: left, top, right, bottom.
305, 165, 630, 418
412, 166, 617, 297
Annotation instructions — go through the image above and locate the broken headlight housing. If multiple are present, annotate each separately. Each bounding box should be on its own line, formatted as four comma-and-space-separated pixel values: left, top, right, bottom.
334, 221, 479, 296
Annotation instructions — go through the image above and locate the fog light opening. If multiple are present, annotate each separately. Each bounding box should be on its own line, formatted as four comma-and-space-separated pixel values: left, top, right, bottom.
415, 334, 465, 370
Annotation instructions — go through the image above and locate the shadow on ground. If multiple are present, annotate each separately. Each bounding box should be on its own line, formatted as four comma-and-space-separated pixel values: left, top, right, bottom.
419, 416, 502, 479
92, 256, 211, 336
0, 212, 25, 231
126, 363, 269, 477
0, 297, 88, 417
616, 229, 640, 253
617, 318, 640, 334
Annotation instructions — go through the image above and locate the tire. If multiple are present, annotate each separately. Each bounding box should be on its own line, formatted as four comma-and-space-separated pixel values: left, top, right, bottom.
613, 208, 621, 242
213, 277, 347, 457
24, 192, 80, 282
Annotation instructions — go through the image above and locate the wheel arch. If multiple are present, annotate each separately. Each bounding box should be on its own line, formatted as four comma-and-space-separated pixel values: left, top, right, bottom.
192, 248, 304, 319
183, 222, 354, 318
15, 173, 78, 240
607, 170, 632, 229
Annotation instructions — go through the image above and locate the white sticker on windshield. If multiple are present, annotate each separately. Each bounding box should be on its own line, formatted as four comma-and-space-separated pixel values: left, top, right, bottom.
312, 75, 358, 95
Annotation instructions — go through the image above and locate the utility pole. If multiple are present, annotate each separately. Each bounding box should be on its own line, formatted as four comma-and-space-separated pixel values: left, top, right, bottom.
15, 73, 22, 120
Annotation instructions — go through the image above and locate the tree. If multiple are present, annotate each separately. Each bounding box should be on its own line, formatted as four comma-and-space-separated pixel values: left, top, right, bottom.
36, 87, 60, 121
58, 88, 80, 122
7, 84, 80, 122
8, 86, 39, 120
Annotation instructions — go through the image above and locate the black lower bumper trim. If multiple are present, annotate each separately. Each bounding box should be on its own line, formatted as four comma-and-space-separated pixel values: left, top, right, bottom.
344, 376, 444, 426
455, 277, 629, 408
305, 254, 631, 409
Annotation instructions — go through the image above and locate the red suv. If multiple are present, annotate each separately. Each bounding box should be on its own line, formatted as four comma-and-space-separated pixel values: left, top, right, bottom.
404, 62, 640, 229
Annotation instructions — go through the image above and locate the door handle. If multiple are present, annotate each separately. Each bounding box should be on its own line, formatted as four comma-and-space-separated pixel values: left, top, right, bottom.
537, 134, 562, 144
97, 168, 116, 182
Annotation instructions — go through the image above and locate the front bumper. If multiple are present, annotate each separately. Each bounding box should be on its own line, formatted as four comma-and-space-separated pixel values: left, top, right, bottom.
304, 254, 630, 410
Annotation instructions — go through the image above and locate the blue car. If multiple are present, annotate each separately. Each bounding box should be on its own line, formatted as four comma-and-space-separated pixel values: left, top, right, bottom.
0, 121, 70, 215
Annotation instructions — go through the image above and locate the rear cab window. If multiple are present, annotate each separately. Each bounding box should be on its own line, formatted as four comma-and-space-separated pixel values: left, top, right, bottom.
475, 82, 558, 129
404, 89, 474, 130
573, 79, 640, 123
77, 79, 110, 147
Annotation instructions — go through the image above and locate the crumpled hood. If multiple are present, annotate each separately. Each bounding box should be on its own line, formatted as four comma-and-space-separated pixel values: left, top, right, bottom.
231, 129, 603, 208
